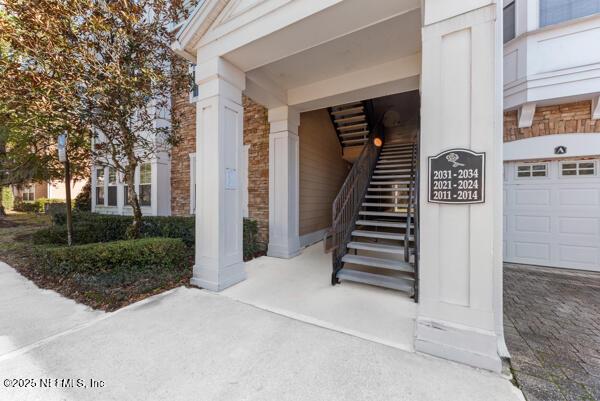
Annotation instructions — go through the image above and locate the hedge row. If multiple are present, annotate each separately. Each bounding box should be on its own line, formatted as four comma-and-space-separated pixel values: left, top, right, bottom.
13, 198, 65, 213
34, 238, 190, 304
35, 212, 264, 260
35, 212, 195, 247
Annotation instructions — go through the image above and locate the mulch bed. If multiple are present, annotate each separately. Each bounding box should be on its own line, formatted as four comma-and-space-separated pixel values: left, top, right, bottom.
0, 214, 192, 312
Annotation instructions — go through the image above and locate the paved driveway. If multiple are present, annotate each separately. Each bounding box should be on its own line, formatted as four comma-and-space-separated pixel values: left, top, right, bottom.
504, 263, 600, 401
0, 262, 523, 401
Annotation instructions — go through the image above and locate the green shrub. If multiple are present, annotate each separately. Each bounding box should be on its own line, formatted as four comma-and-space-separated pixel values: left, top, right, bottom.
74, 181, 91, 212
14, 198, 64, 213
243, 218, 264, 261
1, 187, 14, 210
34, 238, 190, 305
44, 212, 263, 259
44, 212, 193, 246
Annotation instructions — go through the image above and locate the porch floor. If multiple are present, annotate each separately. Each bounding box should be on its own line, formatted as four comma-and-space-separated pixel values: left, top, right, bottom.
221, 242, 417, 352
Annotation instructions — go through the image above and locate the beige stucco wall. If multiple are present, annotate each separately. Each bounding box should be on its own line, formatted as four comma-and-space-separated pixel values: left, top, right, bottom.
298, 109, 350, 236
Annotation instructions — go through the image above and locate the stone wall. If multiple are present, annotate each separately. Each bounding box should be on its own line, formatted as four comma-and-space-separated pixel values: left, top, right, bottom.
170, 94, 270, 244
170, 91, 196, 216
242, 96, 270, 245
504, 100, 600, 142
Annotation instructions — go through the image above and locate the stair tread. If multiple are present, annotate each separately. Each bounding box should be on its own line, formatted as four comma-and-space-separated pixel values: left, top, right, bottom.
336, 269, 414, 293
339, 123, 368, 131
335, 115, 366, 124
359, 211, 404, 217
368, 187, 413, 192
356, 219, 412, 228
348, 241, 406, 254
365, 195, 409, 199
331, 106, 363, 115
352, 230, 414, 241
342, 138, 368, 145
370, 179, 412, 184
362, 203, 410, 208
341, 255, 414, 273
340, 130, 369, 138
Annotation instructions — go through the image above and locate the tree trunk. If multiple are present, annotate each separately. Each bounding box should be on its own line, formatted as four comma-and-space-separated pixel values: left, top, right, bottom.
124, 162, 143, 239
0, 186, 5, 217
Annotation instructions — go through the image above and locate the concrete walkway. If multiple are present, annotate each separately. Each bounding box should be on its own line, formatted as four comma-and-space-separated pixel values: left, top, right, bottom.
0, 262, 524, 401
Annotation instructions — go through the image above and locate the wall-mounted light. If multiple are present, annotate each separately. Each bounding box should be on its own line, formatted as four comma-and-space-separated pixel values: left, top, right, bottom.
373, 137, 383, 147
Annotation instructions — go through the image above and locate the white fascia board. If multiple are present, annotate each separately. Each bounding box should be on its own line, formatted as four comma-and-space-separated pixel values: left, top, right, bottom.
287, 53, 421, 108
504, 133, 600, 161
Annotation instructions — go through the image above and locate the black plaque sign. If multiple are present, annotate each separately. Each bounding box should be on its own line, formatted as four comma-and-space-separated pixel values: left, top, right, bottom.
428, 148, 485, 204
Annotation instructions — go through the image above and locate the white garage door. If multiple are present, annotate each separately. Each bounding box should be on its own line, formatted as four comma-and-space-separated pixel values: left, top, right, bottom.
504, 159, 600, 271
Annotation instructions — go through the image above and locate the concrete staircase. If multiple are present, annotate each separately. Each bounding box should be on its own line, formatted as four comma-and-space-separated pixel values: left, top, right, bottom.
335, 142, 418, 297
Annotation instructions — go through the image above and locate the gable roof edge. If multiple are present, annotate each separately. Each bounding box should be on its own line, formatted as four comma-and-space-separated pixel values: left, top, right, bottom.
175, 0, 231, 58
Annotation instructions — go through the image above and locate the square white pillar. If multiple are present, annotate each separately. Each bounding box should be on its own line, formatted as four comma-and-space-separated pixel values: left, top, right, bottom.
267, 106, 301, 258
417, 3, 504, 372
191, 58, 246, 291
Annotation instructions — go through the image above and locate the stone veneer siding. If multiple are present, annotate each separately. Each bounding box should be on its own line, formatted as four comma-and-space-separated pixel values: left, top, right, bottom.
170, 94, 270, 245
504, 100, 600, 142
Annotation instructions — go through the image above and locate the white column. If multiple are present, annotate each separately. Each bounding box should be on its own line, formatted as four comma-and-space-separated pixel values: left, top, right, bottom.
191, 57, 246, 291
267, 106, 301, 259
417, 2, 504, 372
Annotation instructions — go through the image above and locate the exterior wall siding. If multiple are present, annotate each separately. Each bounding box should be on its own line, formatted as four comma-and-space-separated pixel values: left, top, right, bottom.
298, 109, 349, 236
504, 100, 600, 142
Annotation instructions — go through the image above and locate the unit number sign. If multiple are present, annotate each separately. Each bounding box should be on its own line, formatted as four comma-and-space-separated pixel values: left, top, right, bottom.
428, 149, 485, 204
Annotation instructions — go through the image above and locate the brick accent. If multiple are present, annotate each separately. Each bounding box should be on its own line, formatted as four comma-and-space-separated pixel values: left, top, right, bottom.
170, 91, 196, 216
243, 96, 270, 245
504, 100, 600, 142
170, 94, 270, 244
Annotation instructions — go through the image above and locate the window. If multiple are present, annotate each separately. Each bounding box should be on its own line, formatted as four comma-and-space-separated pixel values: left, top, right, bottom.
503, 1, 516, 43
107, 167, 117, 206
96, 168, 105, 205
517, 164, 548, 178
540, 0, 600, 27
561, 161, 596, 176
22, 185, 35, 201
139, 163, 152, 207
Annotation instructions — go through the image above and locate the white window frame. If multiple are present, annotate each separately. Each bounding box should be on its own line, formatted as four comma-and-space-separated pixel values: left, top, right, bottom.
515, 163, 549, 179
22, 184, 35, 201
139, 163, 152, 207
107, 167, 118, 207
95, 166, 106, 207
560, 160, 597, 177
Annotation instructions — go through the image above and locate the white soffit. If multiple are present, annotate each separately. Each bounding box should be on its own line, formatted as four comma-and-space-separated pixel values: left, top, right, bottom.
504, 133, 600, 161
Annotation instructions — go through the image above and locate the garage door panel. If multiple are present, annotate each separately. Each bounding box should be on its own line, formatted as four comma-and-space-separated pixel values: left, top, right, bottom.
558, 188, 600, 206
514, 215, 551, 233
514, 189, 551, 206
504, 159, 600, 272
514, 242, 551, 260
558, 245, 599, 266
558, 217, 600, 236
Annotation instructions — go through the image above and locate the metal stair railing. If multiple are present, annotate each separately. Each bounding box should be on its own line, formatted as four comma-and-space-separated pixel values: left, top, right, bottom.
325, 124, 382, 285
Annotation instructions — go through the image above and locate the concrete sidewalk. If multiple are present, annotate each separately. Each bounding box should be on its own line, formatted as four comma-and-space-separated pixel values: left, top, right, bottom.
0, 263, 524, 401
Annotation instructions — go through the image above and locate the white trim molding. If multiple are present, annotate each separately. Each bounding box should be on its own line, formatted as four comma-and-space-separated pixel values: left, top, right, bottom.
504, 133, 600, 161
517, 102, 536, 128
